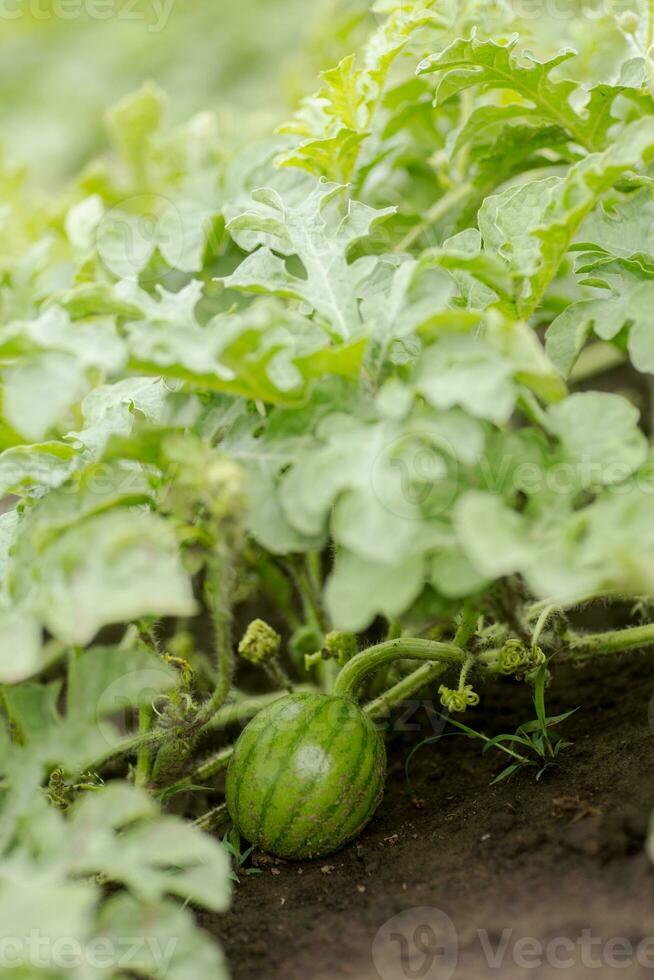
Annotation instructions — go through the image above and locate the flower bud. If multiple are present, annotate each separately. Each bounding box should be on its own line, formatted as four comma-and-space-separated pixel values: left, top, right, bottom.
239, 619, 281, 665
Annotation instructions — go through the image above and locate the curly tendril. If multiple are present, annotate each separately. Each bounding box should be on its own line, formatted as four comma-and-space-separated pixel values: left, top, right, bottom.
499, 639, 546, 677
438, 655, 480, 712
438, 683, 480, 712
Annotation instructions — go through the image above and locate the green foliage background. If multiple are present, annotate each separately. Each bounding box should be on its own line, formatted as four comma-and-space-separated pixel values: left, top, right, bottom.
0, 0, 364, 180
3, 0, 654, 976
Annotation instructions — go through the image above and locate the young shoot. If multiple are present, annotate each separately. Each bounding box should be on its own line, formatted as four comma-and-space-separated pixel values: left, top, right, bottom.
406, 665, 578, 790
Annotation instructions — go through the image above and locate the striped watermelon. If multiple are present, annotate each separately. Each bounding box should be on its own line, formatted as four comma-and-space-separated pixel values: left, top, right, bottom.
225, 692, 386, 859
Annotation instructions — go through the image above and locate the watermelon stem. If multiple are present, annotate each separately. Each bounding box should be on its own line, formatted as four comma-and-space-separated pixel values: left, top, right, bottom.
333, 638, 470, 699
364, 660, 449, 719
363, 605, 487, 717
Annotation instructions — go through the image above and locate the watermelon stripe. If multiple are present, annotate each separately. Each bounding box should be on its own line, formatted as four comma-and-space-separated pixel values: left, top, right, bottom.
257, 697, 336, 846
341, 741, 386, 838
231, 695, 302, 815
321, 731, 370, 852
318, 712, 372, 837
319, 717, 382, 845
230, 713, 271, 818
266, 698, 349, 852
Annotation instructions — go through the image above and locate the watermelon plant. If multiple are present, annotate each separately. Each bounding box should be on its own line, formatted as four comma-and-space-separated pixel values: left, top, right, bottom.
4, 0, 654, 972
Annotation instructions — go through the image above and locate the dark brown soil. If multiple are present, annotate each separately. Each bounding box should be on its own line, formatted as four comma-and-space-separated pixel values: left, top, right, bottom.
203, 649, 654, 979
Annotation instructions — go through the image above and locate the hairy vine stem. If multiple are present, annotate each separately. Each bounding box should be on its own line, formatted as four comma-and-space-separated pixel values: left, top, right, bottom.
333, 638, 470, 699
197, 540, 238, 727
193, 746, 234, 782
193, 802, 229, 833
86, 728, 171, 774
134, 705, 153, 788
526, 591, 645, 619
531, 604, 556, 649
364, 662, 449, 719
565, 622, 654, 659
203, 684, 317, 731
